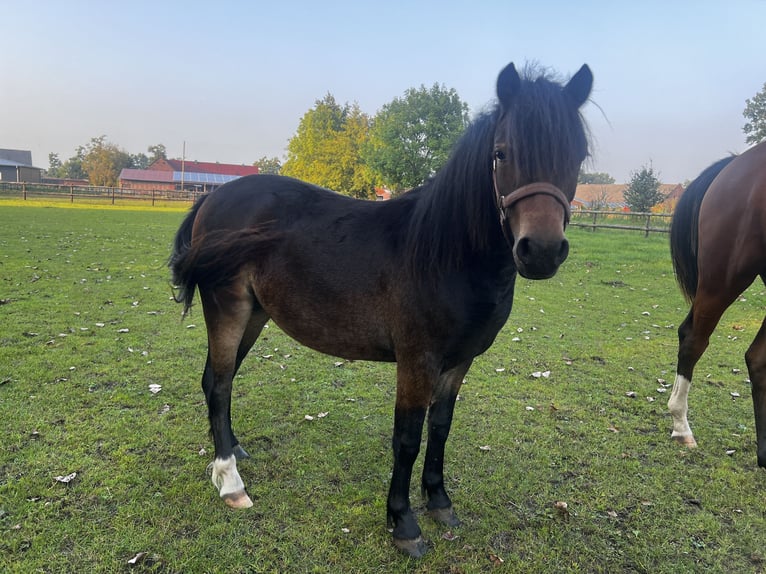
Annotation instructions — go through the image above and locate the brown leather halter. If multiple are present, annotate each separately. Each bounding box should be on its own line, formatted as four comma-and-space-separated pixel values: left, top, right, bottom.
493, 159, 571, 247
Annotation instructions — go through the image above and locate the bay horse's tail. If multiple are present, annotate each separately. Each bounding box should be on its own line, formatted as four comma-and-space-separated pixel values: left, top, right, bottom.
669, 155, 737, 303
169, 193, 280, 316
169, 194, 210, 315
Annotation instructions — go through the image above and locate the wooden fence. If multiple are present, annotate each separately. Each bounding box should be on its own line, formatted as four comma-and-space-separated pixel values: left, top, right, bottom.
570, 209, 672, 236
0, 181, 200, 207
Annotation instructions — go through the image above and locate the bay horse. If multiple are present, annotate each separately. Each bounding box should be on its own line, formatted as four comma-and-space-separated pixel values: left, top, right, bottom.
169, 62, 593, 557
669, 140, 766, 464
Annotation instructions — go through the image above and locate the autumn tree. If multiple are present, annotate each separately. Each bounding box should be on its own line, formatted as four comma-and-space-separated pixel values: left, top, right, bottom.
624, 164, 666, 212
282, 95, 377, 198
78, 136, 132, 187
364, 83, 468, 193
743, 82, 766, 144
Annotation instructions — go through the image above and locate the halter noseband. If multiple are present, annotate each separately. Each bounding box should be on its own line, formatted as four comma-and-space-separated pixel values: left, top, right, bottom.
492, 159, 571, 246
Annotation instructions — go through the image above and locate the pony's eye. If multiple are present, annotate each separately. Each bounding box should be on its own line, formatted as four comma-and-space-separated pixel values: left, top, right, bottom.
494, 149, 506, 161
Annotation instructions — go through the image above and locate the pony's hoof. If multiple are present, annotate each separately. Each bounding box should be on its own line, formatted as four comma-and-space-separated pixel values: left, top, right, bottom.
222, 490, 253, 509
672, 433, 698, 448
428, 506, 461, 527
393, 535, 429, 558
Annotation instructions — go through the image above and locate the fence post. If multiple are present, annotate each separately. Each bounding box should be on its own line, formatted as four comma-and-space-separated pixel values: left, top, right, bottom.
645, 213, 651, 237
112, 187, 115, 205
22, 182, 27, 200
70, 185, 74, 203
152, 189, 156, 207
591, 210, 598, 232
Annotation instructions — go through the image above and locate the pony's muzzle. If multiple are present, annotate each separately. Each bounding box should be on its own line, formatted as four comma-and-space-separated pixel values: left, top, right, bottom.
514, 235, 569, 279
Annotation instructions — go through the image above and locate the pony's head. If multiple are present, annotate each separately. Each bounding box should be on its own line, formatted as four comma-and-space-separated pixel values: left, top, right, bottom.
493, 63, 592, 279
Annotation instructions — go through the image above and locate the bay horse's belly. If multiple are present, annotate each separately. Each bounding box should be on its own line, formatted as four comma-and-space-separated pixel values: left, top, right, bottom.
249, 259, 398, 362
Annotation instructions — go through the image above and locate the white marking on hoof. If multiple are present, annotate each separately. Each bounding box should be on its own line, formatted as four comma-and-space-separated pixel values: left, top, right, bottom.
668, 374, 696, 446
210, 455, 252, 508
671, 432, 698, 448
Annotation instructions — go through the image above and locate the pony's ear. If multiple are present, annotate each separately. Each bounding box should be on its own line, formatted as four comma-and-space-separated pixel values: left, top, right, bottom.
497, 62, 522, 108
564, 64, 593, 107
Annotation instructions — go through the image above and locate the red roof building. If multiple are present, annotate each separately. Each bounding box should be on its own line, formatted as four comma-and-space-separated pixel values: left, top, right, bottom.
120, 159, 260, 193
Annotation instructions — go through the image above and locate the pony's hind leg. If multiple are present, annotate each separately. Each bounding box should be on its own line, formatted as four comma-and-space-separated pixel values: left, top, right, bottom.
200, 285, 268, 509
201, 309, 269, 461
746, 310, 766, 467
669, 288, 741, 447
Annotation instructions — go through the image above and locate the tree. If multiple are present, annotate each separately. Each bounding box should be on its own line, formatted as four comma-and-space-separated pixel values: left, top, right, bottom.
47, 153, 63, 176
364, 83, 469, 193
578, 169, 615, 184
282, 95, 377, 198
80, 136, 132, 187
623, 164, 666, 212
46, 148, 86, 180
743, 82, 766, 145
147, 144, 167, 164
254, 156, 282, 175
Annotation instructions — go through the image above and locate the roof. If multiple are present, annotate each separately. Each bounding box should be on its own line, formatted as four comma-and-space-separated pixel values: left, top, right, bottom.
160, 159, 259, 177
0, 149, 33, 166
119, 169, 174, 183
574, 183, 681, 208
119, 168, 244, 185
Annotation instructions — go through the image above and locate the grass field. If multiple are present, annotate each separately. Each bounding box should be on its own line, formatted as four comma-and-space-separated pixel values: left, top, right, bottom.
1, 204, 765, 573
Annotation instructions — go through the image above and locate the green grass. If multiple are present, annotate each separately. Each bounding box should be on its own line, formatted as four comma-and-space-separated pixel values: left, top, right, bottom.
1, 205, 765, 573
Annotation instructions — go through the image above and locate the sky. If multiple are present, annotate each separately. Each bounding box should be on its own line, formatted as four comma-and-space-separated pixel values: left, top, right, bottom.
2, 0, 764, 184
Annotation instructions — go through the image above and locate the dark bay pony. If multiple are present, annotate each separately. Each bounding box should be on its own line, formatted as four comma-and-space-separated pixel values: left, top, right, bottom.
669, 140, 766, 464
170, 62, 593, 557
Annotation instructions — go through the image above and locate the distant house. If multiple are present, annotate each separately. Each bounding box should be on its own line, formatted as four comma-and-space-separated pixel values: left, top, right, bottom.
0, 149, 43, 183
119, 159, 259, 193
573, 183, 682, 211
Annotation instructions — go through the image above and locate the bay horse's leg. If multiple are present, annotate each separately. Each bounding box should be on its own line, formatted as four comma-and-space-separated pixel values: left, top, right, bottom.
201, 308, 269, 461
387, 358, 437, 558
669, 288, 742, 448
421, 361, 472, 527
745, 305, 766, 467
200, 286, 267, 509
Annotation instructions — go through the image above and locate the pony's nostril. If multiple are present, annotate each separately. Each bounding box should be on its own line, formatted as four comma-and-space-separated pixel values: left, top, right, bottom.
515, 237, 530, 261
557, 239, 570, 263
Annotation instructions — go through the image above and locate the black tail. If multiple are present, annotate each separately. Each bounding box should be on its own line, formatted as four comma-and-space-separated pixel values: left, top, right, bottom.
169, 194, 209, 315
669, 155, 736, 303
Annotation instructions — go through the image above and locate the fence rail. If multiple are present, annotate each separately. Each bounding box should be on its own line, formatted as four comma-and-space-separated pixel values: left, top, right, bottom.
0, 181, 200, 207
570, 209, 672, 236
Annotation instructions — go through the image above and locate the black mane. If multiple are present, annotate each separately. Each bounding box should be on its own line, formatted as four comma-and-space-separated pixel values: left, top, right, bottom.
404, 66, 590, 277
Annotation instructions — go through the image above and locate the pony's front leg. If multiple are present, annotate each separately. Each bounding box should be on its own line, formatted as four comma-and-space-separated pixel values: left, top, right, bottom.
746, 315, 766, 467
387, 401, 428, 558
421, 362, 471, 527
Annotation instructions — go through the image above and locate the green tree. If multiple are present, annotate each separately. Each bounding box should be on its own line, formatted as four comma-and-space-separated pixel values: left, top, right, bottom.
743, 82, 766, 145
624, 164, 665, 212
254, 156, 282, 175
578, 169, 615, 184
47, 153, 63, 176
282, 95, 377, 198
80, 136, 132, 187
147, 144, 167, 164
47, 147, 86, 180
364, 83, 469, 193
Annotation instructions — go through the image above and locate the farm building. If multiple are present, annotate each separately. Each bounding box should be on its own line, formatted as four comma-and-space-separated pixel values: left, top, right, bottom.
0, 149, 43, 183
119, 158, 259, 193
573, 183, 683, 211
